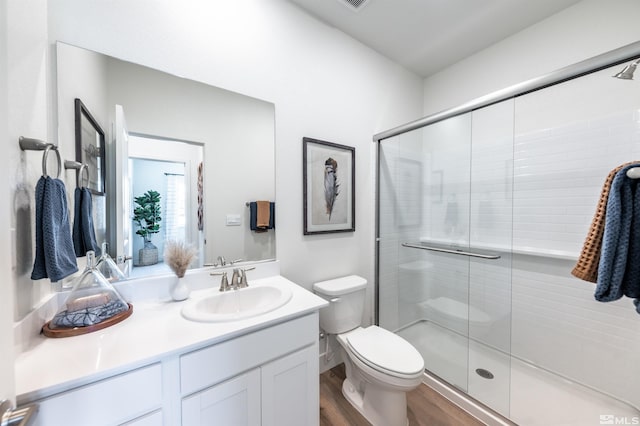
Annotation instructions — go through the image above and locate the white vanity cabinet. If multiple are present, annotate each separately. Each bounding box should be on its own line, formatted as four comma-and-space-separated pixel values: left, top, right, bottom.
30, 363, 163, 426
16, 271, 327, 426
180, 313, 319, 426
181, 345, 317, 426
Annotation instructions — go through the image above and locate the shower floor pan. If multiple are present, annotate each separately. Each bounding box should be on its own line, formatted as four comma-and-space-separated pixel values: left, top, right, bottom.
397, 320, 639, 426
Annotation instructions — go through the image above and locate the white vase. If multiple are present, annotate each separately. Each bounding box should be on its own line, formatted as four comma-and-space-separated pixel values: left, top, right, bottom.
170, 276, 190, 301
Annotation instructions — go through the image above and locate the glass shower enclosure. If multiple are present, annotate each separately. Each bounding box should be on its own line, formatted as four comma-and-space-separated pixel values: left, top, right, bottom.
377, 102, 514, 416
375, 44, 640, 425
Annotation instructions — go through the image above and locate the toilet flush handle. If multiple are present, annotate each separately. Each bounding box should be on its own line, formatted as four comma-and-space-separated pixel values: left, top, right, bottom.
330, 297, 340, 303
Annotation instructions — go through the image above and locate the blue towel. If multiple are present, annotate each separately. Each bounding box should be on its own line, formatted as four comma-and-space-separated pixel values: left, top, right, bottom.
249, 201, 275, 232
624, 179, 640, 314
31, 177, 78, 282
72, 187, 100, 257
595, 164, 640, 311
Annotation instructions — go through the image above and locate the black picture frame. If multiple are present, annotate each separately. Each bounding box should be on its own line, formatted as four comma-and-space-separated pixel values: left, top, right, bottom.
75, 98, 105, 195
303, 137, 355, 235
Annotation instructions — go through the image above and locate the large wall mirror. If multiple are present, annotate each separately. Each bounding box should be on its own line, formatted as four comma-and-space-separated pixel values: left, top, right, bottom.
56, 42, 275, 278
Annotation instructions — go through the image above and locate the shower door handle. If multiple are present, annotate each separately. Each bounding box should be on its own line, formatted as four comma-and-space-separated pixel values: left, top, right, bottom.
401, 242, 501, 260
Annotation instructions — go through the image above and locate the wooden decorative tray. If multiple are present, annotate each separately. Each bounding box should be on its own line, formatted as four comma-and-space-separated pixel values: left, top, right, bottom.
42, 304, 133, 338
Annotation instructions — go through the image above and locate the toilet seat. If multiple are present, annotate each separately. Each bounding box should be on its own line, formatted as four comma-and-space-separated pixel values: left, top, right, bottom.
344, 326, 424, 379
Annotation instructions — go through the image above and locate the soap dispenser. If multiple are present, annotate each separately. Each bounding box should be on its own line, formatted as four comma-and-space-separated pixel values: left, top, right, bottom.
42, 250, 132, 337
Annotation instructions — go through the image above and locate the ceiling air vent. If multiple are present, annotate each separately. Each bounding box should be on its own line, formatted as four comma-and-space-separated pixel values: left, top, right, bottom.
337, 0, 371, 12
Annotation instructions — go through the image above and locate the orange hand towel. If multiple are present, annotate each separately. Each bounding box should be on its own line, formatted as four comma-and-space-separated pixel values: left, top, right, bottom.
256, 200, 270, 229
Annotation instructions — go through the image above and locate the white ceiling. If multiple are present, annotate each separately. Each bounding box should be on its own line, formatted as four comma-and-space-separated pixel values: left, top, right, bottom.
288, 0, 582, 78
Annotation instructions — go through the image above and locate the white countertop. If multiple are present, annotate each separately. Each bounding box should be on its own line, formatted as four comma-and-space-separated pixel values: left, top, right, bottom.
15, 265, 327, 403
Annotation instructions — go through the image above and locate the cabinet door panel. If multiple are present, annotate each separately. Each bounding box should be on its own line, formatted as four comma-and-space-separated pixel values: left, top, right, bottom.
182, 369, 260, 426
261, 345, 318, 426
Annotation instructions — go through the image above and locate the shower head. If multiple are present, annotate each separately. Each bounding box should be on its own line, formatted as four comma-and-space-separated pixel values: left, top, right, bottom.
613, 59, 640, 80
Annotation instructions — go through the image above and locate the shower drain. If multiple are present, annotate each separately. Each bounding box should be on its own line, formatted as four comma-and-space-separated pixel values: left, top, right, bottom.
475, 368, 494, 379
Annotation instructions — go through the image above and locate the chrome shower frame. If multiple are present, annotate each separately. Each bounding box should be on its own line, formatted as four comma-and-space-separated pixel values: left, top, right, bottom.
372, 40, 640, 425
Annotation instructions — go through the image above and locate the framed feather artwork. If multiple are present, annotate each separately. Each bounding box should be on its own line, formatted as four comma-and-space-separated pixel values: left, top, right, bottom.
303, 137, 355, 235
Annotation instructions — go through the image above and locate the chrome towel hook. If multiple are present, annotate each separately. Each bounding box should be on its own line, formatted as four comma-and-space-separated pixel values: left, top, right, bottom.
19, 136, 62, 178
64, 160, 90, 188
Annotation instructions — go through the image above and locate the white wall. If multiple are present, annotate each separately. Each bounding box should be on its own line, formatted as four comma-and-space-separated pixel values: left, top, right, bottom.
0, 0, 14, 404
423, 0, 640, 116
8, 0, 55, 323
46, 0, 424, 325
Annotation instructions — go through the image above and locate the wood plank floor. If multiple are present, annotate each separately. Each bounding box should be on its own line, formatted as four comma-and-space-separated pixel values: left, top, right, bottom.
320, 364, 486, 426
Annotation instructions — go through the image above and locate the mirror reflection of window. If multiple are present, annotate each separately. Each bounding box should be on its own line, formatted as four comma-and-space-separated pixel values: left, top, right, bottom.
165, 172, 186, 242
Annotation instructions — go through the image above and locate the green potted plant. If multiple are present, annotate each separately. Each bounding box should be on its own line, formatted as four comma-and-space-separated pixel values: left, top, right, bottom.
133, 190, 162, 266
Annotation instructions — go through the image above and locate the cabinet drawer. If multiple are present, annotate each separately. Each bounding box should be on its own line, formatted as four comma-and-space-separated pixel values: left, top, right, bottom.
33, 363, 162, 426
181, 313, 317, 395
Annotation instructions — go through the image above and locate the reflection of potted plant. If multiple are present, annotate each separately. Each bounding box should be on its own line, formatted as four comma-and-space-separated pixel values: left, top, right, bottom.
133, 190, 162, 266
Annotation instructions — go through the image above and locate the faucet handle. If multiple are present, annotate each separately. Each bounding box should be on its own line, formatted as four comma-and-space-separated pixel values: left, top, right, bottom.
237, 267, 255, 288
238, 270, 248, 288
211, 271, 229, 291
219, 272, 229, 292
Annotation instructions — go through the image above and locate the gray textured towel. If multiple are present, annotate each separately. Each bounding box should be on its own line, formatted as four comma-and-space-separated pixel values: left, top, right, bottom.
31, 177, 78, 282
72, 187, 100, 257
595, 164, 640, 312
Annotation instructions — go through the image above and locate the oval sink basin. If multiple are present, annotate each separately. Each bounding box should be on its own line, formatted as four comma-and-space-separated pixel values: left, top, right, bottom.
181, 284, 293, 322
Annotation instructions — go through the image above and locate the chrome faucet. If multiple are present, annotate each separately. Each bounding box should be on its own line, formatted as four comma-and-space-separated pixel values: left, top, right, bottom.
217, 255, 226, 266
212, 267, 255, 292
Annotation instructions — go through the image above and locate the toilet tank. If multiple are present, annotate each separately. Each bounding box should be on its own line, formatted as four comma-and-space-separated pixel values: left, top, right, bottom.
313, 275, 367, 334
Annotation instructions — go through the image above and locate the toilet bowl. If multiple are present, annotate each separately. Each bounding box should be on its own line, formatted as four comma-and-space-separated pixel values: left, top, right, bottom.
313, 276, 425, 426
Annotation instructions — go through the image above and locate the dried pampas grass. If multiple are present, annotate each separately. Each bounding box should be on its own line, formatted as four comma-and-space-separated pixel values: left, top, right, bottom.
164, 240, 197, 278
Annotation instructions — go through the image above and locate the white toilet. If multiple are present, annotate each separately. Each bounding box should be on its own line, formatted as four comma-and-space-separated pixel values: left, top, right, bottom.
313, 275, 425, 426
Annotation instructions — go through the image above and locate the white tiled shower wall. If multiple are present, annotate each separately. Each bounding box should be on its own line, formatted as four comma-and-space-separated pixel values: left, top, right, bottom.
378, 62, 640, 410
512, 109, 640, 255
510, 67, 640, 408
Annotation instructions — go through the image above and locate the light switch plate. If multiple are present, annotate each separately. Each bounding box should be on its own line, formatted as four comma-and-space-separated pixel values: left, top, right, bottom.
226, 214, 241, 226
